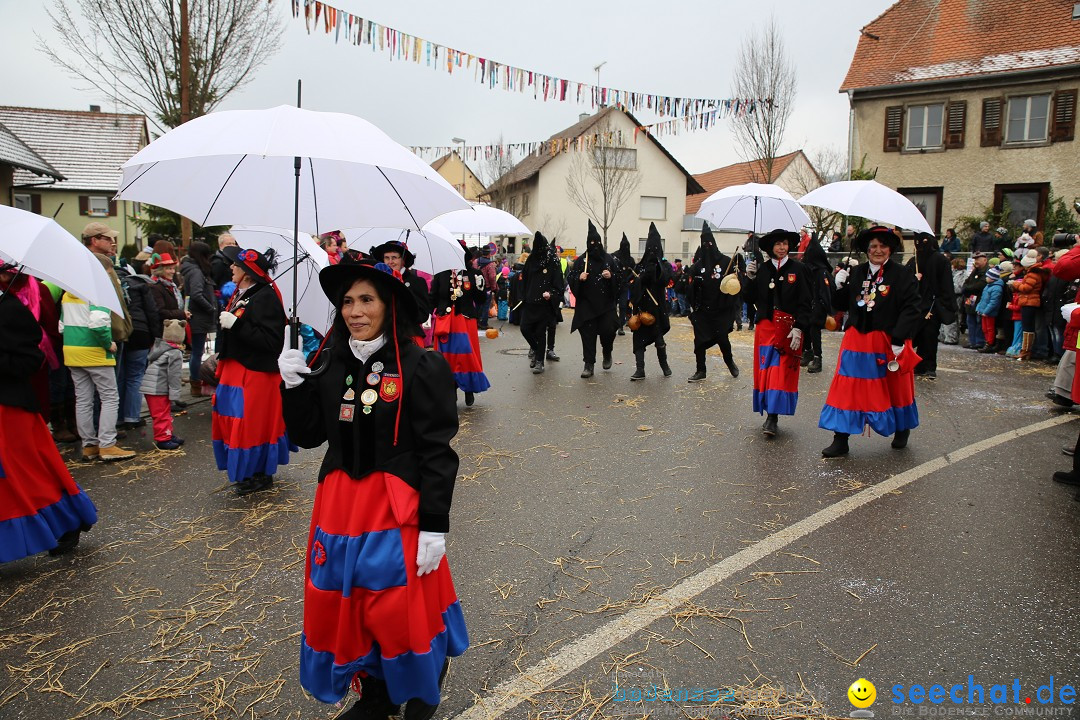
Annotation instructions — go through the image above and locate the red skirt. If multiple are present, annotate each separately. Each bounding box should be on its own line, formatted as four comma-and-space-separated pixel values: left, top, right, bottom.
211, 358, 293, 483
433, 312, 490, 393
300, 469, 468, 706
752, 320, 801, 416
0, 404, 97, 562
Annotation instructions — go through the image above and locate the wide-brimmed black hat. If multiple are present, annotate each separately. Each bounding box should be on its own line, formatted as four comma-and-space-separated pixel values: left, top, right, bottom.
222, 245, 275, 284
369, 238, 416, 268
758, 229, 799, 259
855, 225, 902, 254
319, 256, 418, 321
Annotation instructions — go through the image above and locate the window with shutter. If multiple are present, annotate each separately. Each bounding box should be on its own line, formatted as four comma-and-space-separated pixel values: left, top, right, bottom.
78, 195, 89, 215
945, 101, 966, 149
981, 97, 1003, 146
883, 106, 903, 152
31, 194, 41, 215
1052, 89, 1077, 143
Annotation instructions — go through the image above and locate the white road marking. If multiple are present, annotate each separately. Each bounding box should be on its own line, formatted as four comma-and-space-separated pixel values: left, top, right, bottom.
451, 414, 1077, 719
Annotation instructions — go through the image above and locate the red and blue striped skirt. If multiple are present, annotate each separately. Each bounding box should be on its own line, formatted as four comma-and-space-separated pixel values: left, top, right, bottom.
752, 320, 801, 416
0, 404, 97, 562
300, 469, 469, 706
818, 328, 919, 436
211, 358, 293, 483
434, 312, 490, 394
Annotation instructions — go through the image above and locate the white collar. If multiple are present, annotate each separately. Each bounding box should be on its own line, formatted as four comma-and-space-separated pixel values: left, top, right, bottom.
868, 261, 883, 274
348, 335, 386, 364
772, 256, 788, 269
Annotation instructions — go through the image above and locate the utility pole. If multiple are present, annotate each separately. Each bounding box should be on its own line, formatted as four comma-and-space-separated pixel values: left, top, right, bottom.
179, 0, 193, 248
594, 61, 606, 107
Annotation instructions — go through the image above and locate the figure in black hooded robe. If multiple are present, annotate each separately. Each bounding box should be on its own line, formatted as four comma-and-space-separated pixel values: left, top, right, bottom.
518, 232, 565, 374
799, 236, 835, 374
905, 232, 956, 380
628, 223, 674, 380
613, 234, 635, 335
569, 220, 619, 378
686, 222, 741, 381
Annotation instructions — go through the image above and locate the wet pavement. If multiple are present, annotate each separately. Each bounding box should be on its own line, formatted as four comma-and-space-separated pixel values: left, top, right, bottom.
2, 314, 1078, 720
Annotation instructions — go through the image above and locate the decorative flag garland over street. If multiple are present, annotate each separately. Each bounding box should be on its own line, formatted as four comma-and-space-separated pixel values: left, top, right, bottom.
291, 0, 769, 125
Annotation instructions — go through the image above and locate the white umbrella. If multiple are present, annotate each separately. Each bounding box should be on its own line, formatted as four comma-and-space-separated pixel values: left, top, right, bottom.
0, 205, 123, 315
696, 182, 810, 233
228, 225, 333, 333
435, 204, 531, 237
797, 180, 933, 235
342, 222, 466, 277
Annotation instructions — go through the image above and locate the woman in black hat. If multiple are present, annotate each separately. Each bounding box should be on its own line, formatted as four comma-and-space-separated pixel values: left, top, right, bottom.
742, 229, 813, 436
819, 226, 922, 457
429, 242, 490, 405
369, 238, 431, 330
211, 246, 293, 495
277, 257, 468, 719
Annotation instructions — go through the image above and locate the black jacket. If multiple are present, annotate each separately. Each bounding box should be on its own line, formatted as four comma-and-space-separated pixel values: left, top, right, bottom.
401, 269, 431, 323
282, 340, 459, 532
741, 257, 813, 331
148, 277, 186, 339
833, 259, 922, 342
687, 250, 740, 326
217, 283, 287, 373
629, 255, 673, 334
180, 257, 217, 334
568, 250, 618, 329
430, 267, 485, 319
0, 295, 45, 413
906, 250, 957, 325
210, 250, 233, 290
961, 266, 988, 316
120, 273, 160, 351
518, 255, 565, 324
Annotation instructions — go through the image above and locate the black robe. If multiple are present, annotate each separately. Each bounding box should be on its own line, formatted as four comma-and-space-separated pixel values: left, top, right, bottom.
687, 250, 740, 340
518, 256, 565, 326
906, 250, 956, 326
833, 259, 923, 342
217, 282, 287, 373
429, 266, 485, 319
0, 295, 45, 413
568, 249, 619, 332
741, 257, 813, 331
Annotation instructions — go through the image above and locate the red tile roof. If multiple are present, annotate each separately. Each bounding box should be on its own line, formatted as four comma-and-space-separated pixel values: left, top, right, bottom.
685, 150, 804, 215
841, 0, 1080, 91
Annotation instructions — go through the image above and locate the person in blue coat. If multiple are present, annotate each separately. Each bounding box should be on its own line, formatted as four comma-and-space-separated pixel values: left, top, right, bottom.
975, 266, 1005, 353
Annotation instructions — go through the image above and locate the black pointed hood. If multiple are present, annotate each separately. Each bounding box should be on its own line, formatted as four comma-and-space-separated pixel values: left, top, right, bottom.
695, 221, 720, 267
641, 222, 664, 262
585, 219, 605, 258
614, 233, 633, 268
526, 231, 549, 269
801, 236, 832, 273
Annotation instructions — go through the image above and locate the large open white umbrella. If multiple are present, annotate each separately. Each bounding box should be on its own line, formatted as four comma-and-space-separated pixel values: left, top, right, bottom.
342, 222, 466, 277
696, 182, 810, 234
798, 180, 933, 235
0, 205, 123, 314
435, 204, 530, 236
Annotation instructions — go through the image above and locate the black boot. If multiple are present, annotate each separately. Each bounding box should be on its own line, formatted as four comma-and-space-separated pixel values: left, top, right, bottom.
532, 359, 545, 374
807, 356, 822, 374
800, 349, 812, 367
464, 391, 475, 407
687, 368, 707, 383
546, 349, 560, 361
401, 659, 449, 719
822, 432, 850, 458
602, 349, 613, 370
581, 363, 594, 378
1052, 471, 1080, 486
762, 414, 778, 436
656, 345, 672, 377
630, 353, 645, 381
340, 674, 400, 719
891, 429, 910, 449
725, 356, 740, 378
48, 529, 81, 556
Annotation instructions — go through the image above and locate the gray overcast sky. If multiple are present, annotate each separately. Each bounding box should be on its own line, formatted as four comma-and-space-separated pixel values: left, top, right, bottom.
1, 0, 895, 176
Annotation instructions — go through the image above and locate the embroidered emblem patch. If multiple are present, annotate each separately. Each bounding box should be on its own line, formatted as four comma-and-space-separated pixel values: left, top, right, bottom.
313, 540, 326, 566
879, 285, 890, 296
379, 377, 400, 402
788, 273, 796, 284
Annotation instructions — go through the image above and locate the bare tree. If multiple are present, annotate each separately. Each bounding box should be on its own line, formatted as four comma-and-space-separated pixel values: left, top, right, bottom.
564, 118, 641, 243
730, 16, 797, 182
536, 213, 567, 246
40, 0, 283, 129
477, 136, 518, 211
789, 146, 844, 238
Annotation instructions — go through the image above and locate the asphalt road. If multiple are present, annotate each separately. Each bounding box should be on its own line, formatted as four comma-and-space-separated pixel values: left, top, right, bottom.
2, 314, 1078, 720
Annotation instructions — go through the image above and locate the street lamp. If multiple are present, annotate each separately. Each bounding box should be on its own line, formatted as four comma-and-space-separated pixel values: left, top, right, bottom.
451, 137, 466, 200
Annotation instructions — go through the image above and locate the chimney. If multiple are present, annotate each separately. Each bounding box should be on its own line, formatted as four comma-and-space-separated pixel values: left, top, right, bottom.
579, 112, 590, 123
89, 105, 101, 112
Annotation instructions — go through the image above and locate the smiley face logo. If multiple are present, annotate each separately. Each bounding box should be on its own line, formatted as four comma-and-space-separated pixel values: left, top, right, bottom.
848, 678, 876, 709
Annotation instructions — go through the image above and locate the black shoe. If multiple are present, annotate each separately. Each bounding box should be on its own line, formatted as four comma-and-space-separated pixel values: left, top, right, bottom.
923, 371, 936, 380
532, 361, 545, 374
1052, 471, 1080, 486
403, 699, 439, 720
630, 367, 645, 381
118, 419, 147, 430
800, 353, 812, 367
339, 675, 400, 719
762, 414, 778, 437
977, 344, 995, 353
171, 400, 187, 412
546, 350, 559, 361
48, 530, 81, 556
1052, 394, 1075, 408
528, 348, 535, 359
464, 391, 475, 407
581, 363, 594, 378
617, 327, 625, 336
602, 351, 612, 370
1063, 444, 1075, 457
687, 370, 707, 383
660, 363, 672, 377
822, 433, 850, 458
891, 429, 910, 449
806, 356, 822, 374
725, 357, 740, 378
234, 474, 273, 496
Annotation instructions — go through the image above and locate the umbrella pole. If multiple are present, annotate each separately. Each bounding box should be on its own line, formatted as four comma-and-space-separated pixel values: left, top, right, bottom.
291, 80, 302, 349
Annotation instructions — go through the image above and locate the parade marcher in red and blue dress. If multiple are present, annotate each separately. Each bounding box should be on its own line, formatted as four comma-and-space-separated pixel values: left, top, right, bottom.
820, 226, 923, 458
278, 256, 468, 719
0, 264, 97, 561
741, 229, 813, 437
212, 246, 293, 496
429, 242, 490, 406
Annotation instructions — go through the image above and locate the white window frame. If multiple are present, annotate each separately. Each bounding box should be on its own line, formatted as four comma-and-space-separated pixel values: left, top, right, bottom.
12, 193, 32, 212
508, 196, 517, 216
640, 196, 667, 221
905, 103, 945, 150
637, 237, 664, 256
601, 147, 637, 170
88, 196, 110, 217
1005, 94, 1051, 144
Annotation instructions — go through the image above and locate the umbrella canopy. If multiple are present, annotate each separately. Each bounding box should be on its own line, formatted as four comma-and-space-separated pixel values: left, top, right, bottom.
797, 180, 933, 235
0, 205, 123, 314
342, 223, 466, 277
228, 225, 333, 333
117, 105, 470, 233
695, 182, 810, 233
435, 204, 531, 236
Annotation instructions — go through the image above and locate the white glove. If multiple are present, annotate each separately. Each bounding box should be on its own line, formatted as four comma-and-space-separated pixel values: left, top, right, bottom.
788, 327, 803, 351
1062, 303, 1080, 322
745, 260, 758, 278
422, 318, 431, 330
416, 531, 446, 576
277, 348, 310, 389
834, 268, 849, 288
892, 345, 903, 357
219, 311, 237, 329
846, 257, 861, 267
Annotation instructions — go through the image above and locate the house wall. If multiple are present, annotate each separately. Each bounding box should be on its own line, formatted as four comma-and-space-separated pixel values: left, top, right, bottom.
25, 189, 143, 252
0, 165, 12, 207
853, 75, 1080, 233
435, 153, 485, 203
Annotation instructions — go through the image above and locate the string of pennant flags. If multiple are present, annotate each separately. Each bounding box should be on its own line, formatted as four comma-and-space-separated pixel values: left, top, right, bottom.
290, 0, 769, 125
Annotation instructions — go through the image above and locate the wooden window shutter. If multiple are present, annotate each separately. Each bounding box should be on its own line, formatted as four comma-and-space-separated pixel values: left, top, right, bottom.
108, 199, 117, 216
981, 97, 1003, 146
945, 100, 966, 148
883, 105, 903, 152
1052, 89, 1077, 143
78, 195, 88, 215
30, 194, 41, 214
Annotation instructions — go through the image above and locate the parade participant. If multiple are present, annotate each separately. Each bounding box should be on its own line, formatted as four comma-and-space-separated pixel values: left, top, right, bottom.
370, 238, 431, 326
906, 232, 956, 380
613, 233, 634, 336
0, 269, 97, 561
568, 221, 619, 378
686, 222, 740, 382
213, 246, 292, 495
518, 232, 565, 375
800, 236, 834, 374
278, 256, 468, 718
543, 244, 568, 361
628, 223, 674, 380
820, 226, 922, 458
742, 229, 812, 436
429, 242, 490, 406
180, 241, 217, 397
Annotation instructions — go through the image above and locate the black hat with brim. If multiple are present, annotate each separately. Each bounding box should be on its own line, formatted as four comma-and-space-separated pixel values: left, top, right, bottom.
758, 229, 800, 259
369, 240, 416, 268
855, 226, 902, 254
318, 257, 418, 322
222, 245, 274, 284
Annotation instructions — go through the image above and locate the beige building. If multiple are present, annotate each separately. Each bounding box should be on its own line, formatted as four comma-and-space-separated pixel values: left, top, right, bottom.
841, 0, 1080, 237
0, 106, 148, 251
490, 106, 704, 260
431, 150, 485, 203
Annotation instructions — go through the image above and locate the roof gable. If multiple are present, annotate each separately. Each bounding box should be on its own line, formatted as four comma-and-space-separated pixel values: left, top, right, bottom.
841, 0, 1080, 91
0, 106, 147, 192
685, 150, 805, 215
0, 122, 63, 181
